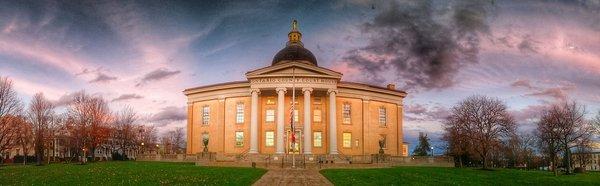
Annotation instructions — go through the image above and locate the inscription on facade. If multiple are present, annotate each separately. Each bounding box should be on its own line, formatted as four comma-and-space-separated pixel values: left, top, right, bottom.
250, 77, 337, 84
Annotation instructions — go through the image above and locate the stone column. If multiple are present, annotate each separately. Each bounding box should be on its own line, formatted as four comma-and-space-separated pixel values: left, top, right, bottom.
362, 97, 370, 155
302, 87, 313, 154
275, 87, 287, 154
397, 103, 404, 156
328, 89, 339, 155
249, 89, 260, 154
186, 102, 193, 154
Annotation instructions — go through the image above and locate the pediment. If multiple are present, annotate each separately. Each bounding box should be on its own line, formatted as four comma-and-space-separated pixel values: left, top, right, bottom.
245, 62, 342, 79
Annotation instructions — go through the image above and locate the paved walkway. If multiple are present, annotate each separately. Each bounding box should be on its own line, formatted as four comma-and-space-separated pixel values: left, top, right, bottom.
253, 168, 333, 186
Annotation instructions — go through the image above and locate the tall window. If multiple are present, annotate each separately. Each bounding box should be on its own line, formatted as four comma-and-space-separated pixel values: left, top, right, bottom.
342, 103, 351, 124
236, 103, 244, 124
265, 131, 275, 147
342, 133, 352, 148
313, 109, 322, 122
235, 131, 244, 147
313, 132, 322, 147
202, 106, 210, 125
266, 109, 275, 122
379, 107, 387, 126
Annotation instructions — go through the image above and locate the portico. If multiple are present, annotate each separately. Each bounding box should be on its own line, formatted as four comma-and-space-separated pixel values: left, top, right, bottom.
245, 61, 343, 155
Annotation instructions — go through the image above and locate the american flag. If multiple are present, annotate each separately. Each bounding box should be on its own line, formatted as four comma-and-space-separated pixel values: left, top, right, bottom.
290, 105, 295, 145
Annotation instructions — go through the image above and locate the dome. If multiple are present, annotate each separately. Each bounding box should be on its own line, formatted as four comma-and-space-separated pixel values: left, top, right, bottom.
271, 20, 318, 66
272, 44, 318, 66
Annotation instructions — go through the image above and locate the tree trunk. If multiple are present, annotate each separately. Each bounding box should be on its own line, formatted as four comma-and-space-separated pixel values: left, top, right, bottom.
91, 147, 96, 162
482, 156, 488, 169
459, 156, 463, 168
22, 145, 27, 165
565, 147, 572, 174
552, 155, 558, 176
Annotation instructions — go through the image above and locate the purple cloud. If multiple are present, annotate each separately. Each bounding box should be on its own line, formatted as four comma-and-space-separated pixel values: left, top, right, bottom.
148, 106, 186, 127
136, 68, 181, 87
511, 79, 534, 89
89, 72, 117, 83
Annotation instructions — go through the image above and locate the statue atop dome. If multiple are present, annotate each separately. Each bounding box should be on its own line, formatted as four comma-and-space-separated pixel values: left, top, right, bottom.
287, 19, 303, 46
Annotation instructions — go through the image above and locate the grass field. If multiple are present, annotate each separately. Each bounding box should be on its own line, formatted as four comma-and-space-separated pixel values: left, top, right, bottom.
321, 166, 600, 186
0, 161, 267, 185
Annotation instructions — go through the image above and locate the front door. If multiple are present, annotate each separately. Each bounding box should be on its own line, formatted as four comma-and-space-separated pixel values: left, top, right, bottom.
286, 129, 302, 154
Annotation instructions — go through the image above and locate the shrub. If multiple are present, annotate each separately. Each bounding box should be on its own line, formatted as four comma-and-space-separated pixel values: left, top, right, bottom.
111, 152, 129, 161
13, 155, 36, 164
574, 167, 585, 173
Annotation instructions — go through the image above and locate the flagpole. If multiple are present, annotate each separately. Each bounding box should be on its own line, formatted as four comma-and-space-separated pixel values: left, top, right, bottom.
292, 67, 296, 168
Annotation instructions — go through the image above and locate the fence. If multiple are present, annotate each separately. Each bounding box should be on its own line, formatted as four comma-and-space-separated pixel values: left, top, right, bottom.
137, 153, 453, 168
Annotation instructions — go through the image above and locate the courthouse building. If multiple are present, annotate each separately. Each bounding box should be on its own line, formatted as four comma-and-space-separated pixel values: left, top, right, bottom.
185, 21, 407, 156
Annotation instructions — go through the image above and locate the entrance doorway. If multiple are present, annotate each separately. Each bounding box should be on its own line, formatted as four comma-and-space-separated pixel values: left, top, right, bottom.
285, 129, 302, 154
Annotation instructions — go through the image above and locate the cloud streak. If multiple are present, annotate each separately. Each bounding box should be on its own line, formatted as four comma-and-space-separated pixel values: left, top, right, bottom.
147, 106, 186, 127
89, 72, 117, 83
135, 68, 181, 87
111, 94, 143, 102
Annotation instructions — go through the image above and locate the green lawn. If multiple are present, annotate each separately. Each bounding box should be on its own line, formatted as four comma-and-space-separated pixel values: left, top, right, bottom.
0, 161, 266, 185
321, 167, 600, 186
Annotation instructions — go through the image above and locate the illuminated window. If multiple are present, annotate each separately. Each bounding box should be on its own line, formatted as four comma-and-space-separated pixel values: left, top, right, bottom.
379, 107, 387, 126
235, 131, 244, 147
266, 97, 275, 105
313, 132, 322, 147
343, 132, 352, 148
202, 106, 210, 125
265, 131, 274, 147
342, 103, 351, 124
236, 103, 244, 124
266, 109, 275, 122
313, 109, 322, 122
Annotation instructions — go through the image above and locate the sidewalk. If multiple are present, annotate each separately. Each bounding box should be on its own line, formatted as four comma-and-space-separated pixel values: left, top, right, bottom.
252, 168, 333, 186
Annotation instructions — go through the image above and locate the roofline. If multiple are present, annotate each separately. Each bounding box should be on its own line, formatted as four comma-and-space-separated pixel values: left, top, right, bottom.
183, 81, 249, 95
245, 61, 343, 76
339, 81, 407, 95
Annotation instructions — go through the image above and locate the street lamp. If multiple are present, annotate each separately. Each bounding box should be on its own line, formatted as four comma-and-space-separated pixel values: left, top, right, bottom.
431, 146, 434, 157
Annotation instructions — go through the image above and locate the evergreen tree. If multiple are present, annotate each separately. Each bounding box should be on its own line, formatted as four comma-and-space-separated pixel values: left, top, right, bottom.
413, 132, 431, 156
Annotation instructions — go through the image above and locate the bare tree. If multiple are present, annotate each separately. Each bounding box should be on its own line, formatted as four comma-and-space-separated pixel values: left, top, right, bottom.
536, 101, 593, 175
27, 93, 55, 165
0, 77, 23, 161
557, 102, 592, 174
13, 116, 32, 164
138, 125, 158, 154
171, 128, 185, 153
593, 111, 600, 135
574, 137, 592, 169
444, 95, 516, 169
443, 120, 473, 167
111, 106, 138, 158
536, 106, 563, 176
66, 91, 111, 162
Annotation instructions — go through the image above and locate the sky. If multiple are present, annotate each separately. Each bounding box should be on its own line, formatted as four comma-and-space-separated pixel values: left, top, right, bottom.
1, 0, 599, 153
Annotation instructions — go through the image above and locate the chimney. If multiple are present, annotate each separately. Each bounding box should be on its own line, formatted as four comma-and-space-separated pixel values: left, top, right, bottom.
387, 84, 396, 90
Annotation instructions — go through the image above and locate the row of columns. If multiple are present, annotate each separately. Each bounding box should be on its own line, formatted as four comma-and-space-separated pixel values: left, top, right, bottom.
248, 87, 338, 154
